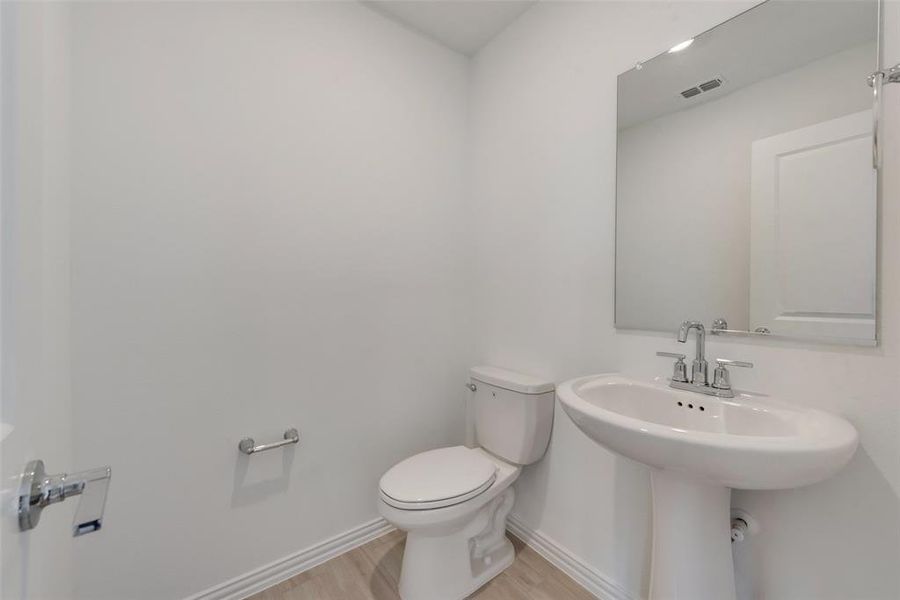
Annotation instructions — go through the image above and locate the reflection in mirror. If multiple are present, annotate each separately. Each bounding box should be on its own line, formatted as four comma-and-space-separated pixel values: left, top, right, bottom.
615, 0, 879, 344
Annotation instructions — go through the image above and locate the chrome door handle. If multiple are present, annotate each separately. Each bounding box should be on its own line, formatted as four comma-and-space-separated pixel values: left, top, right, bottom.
18, 459, 112, 536
868, 63, 900, 170
871, 69, 883, 169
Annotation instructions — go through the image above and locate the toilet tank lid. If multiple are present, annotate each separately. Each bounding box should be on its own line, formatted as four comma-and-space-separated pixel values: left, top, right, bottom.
470, 366, 555, 395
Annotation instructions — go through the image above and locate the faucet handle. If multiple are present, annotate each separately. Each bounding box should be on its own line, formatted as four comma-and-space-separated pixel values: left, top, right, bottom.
712, 358, 753, 390
715, 358, 753, 368
656, 352, 688, 383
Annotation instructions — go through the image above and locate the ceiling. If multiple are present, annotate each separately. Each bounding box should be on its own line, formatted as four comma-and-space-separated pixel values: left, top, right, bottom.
618, 0, 878, 129
364, 0, 536, 55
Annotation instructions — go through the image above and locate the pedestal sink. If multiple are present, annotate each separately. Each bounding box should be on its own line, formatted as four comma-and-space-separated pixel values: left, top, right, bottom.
557, 374, 858, 600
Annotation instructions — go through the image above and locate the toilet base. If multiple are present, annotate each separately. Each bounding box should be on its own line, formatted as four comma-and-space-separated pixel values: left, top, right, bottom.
397, 488, 516, 600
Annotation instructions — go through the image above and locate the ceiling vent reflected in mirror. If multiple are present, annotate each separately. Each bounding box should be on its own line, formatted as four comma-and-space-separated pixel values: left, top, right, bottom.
680, 77, 724, 99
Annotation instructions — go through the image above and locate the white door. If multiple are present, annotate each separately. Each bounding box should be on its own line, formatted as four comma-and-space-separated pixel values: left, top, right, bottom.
1, 4, 92, 598
750, 110, 876, 342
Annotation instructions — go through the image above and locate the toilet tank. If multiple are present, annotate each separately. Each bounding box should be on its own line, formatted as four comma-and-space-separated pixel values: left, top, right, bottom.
469, 366, 555, 465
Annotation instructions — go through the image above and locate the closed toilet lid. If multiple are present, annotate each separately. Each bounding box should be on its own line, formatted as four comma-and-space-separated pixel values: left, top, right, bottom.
379, 446, 497, 510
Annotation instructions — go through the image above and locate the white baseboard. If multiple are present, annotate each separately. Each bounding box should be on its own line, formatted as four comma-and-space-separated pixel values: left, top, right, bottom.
506, 514, 640, 600
185, 518, 395, 600
186, 513, 636, 600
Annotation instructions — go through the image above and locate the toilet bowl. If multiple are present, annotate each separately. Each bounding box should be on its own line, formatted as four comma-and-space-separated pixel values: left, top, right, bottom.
378, 367, 554, 600
379, 446, 520, 599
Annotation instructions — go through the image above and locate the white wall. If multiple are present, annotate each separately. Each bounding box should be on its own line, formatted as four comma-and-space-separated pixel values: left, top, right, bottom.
616, 43, 873, 332
470, 2, 900, 599
63, 3, 470, 598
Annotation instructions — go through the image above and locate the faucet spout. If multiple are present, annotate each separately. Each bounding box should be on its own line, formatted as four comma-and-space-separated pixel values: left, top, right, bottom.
677, 320, 708, 385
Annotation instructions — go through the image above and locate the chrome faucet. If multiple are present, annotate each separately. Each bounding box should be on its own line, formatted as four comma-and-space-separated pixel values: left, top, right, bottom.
656, 320, 754, 398
677, 320, 708, 386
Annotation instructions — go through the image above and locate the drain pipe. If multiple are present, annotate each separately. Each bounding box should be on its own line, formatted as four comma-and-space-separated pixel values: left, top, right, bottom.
730, 508, 758, 543
731, 517, 749, 543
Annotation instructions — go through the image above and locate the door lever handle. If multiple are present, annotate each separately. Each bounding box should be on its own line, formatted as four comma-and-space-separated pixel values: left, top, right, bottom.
18, 460, 112, 536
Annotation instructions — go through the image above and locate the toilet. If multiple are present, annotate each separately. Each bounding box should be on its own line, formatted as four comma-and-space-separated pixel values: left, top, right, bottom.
378, 366, 555, 600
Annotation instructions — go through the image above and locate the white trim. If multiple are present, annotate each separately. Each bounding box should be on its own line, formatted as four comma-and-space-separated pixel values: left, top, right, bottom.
185, 518, 395, 600
185, 513, 638, 600
506, 514, 641, 600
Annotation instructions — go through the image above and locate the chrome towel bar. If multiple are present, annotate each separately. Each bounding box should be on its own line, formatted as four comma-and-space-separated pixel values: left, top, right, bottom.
239, 428, 300, 455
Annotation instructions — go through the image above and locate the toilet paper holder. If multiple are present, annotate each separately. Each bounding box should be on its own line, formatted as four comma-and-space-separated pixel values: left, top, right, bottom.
239, 428, 300, 455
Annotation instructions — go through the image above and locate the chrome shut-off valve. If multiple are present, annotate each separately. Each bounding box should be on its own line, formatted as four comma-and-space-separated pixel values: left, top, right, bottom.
18, 459, 112, 537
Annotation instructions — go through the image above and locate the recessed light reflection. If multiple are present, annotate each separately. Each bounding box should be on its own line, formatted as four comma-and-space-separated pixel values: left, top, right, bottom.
668, 38, 694, 53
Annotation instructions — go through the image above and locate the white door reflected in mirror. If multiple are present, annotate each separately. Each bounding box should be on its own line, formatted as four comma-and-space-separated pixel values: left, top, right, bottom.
750, 110, 876, 341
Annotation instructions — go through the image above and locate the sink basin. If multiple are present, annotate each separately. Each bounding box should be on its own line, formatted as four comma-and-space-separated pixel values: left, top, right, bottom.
557, 374, 857, 489
557, 373, 858, 600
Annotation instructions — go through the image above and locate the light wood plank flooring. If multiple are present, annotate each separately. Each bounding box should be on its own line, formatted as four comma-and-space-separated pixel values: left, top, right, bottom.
248, 530, 595, 600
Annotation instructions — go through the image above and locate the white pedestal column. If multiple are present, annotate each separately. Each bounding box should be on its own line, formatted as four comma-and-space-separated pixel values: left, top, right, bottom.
649, 469, 736, 600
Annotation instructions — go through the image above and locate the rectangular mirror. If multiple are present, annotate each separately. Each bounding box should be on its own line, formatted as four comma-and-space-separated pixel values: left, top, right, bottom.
615, 0, 879, 344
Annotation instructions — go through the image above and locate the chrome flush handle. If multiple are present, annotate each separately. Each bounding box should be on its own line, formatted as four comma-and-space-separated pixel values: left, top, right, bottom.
18, 459, 112, 536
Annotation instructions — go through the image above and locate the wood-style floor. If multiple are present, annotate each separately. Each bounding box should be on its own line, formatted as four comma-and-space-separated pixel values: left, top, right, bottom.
248, 529, 596, 600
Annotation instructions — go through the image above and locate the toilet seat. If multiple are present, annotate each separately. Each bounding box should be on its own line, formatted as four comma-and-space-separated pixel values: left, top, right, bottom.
379, 446, 497, 510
